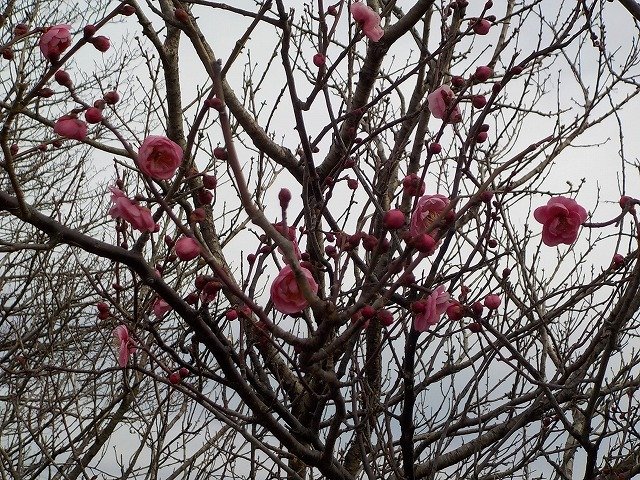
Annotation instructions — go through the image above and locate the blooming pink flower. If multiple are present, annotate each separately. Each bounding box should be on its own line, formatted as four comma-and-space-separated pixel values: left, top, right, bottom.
350, 2, 384, 42
175, 237, 201, 261
427, 85, 462, 123
410, 194, 451, 238
414, 285, 450, 332
113, 324, 136, 367
137, 136, 183, 180
270, 265, 318, 314
109, 187, 156, 232
54, 116, 88, 141
533, 196, 587, 246
153, 298, 172, 318
39, 24, 71, 60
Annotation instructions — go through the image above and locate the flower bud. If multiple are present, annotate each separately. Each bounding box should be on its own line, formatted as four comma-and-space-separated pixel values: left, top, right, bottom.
480, 190, 493, 202
190, 207, 206, 223
473, 18, 491, 35
474, 65, 493, 82
413, 233, 436, 254
198, 189, 213, 205
467, 322, 483, 332
612, 253, 625, 269
184, 292, 198, 304
452, 76, 465, 88
103, 90, 120, 104
14, 23, 29, 36
91, 36, 110, 52
471, 301, 484, 317
97, 302, 110, 313
278, 188, 292, 209
361, 305, 376, 319
446, 302, 465, 321
83, 24, 97, 37
472, 95, 487, 109
54, 70, 72, 87
85, 107, 103, 124
120, 4, 136, 15
202, 173, 217, 190
362, 235, 378, 251
205, 97, 224, 110
377, 309, 394, 327
313, 53, 326, 67
213, 147, 228, 160
428, 142, 442, 154
383, 209, 405, 229
174, 8, 189, 22
38, 87, 54, 98
484, 294, 501, 310
402, 173, 425, 196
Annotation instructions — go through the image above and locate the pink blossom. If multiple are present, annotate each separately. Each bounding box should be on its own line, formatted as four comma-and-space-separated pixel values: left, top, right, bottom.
427, 85, 462, 123
113, 324, 136, 367
39, 24, 71, 60
175, 237, 201, 261
109, 187, 156, 232
533, 196, 587, 246
350, 2, 384, 42
138, 136, 183, 180
270, 265, 318, 314
414, 285, 450, 332
153, 298, 172, 318
54, 116, 88, 141
410, 194, 451, 238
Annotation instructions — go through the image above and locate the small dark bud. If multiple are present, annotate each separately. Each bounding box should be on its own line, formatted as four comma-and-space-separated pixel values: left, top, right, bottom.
278, 188, 292, 209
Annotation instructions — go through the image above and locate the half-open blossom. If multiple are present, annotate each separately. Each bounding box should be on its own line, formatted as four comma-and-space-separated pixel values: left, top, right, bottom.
113, 324, 136, 367
533, 196, 587, 246
414, 285, 450, 332
39, 24, 71, 60
109, 187, 156, 232
175, 236, 201, 261
54, 116, 88, 141
410, 194, 451, 238
153, 298, 172, 318
138, 136, 183, 180
427, 85, 462, 123
270, 265, 318, 314
350, 2, 384, 42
